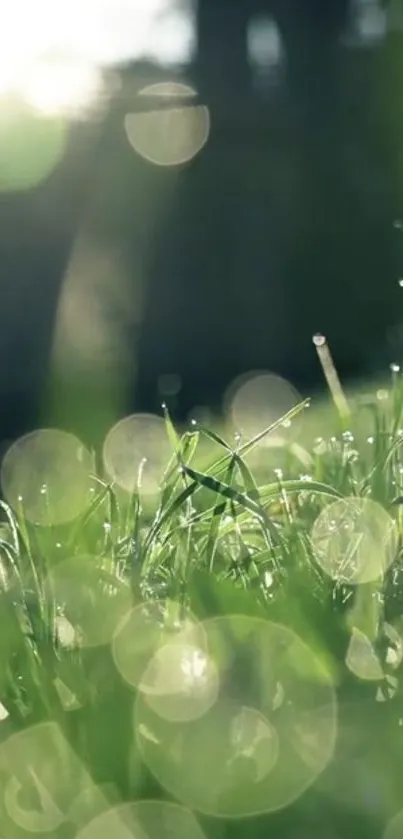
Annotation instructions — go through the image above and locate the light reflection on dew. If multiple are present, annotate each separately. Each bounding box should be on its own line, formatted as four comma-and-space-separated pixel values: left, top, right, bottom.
135, 615, 337, 817
310, 497, 397, 585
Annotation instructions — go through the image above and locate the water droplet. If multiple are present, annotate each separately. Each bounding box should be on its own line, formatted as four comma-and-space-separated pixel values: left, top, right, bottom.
103, 522, 111, 532
391, 363, 400, 373
313, 437, 327, 456
282, 419, 291, 428
312, 333, 326, 347
190, 419, 197, 427
367, 436, 375, 445
274, 468, 283, 479
398, 278, 403, 287
342, 431, 354, 443
300, 474, 313, 482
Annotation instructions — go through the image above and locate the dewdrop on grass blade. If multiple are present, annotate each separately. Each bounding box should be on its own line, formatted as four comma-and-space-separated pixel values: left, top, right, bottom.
312, 334, 350, 424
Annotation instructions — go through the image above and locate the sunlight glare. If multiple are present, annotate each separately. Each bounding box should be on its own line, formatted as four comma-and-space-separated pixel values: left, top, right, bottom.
0, 0, 196, 112
22, 57, 101, 116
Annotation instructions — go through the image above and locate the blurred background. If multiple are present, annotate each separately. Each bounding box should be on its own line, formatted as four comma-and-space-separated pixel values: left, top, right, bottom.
0, 0, 403, 446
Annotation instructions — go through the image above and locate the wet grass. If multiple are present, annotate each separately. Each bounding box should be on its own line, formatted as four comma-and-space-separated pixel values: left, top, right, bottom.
1, 366, 403, 836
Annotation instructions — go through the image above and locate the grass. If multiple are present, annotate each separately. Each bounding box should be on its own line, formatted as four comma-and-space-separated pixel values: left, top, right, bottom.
1, 360, 403, 836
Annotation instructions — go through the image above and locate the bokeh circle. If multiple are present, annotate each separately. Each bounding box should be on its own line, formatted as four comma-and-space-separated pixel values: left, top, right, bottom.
135, 615, 337, 816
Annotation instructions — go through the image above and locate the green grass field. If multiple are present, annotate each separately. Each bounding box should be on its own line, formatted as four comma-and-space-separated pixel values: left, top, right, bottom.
0, 354, 403, 838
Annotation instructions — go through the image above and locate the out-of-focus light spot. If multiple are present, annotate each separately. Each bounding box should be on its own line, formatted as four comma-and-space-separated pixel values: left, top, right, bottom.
75, 801, 207, 839
46, 555, 132, 648
376, 674, 398, 702
0, 722, 105, 833
103, 413, 172, 495
0, 99, 66, 191
124, 82, 210, 167
144, 5, 197, 67
54, 678, 82, 711
343, 0, 387, 46
384, 623, 403, 668
53, 236, 138, 377
225, 371, 300, 439
247, 15, 284, 73
346, 628, 384, 681
135, 615, 336, 816
55, 615, 77, 648
311, 497, 397, 585
228, 705, 279, 781
1, 429, 94, 525
139, 642, 219, 723
22, 56, 101, 117
158, 373, 182, 396
112, 599, 205, 689
0, 703, 9, 721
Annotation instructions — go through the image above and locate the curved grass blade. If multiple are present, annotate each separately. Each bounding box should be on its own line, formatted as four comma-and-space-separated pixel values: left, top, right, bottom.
209, 399, 310, 479
182, 464, 269, 523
